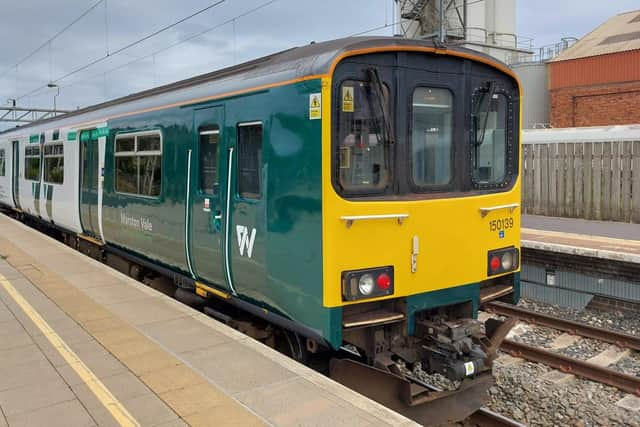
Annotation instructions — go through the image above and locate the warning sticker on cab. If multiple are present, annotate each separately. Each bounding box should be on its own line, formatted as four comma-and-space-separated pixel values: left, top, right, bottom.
342, 86, 354, 112
309, 93, 321, 120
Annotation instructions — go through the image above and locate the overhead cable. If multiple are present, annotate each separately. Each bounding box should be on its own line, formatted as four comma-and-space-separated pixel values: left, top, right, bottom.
60, 0, 278, 93
17, 0, 227, 101
0, 0, 105, 80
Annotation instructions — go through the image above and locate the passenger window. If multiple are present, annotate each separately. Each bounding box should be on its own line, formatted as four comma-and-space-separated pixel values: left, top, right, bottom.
199, 127, 219, 195
115, 132, 162, 197
25, 146, 41, 181
138, 134, 161, 152
43, 144, 64, 184
0, 149, 5, 177
237, 123, 262, 199
411, 87, 454, 186
116, 136, 135, 152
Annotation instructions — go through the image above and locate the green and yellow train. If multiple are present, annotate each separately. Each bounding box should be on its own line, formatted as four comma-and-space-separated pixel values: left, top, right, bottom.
0, 37, 521, 423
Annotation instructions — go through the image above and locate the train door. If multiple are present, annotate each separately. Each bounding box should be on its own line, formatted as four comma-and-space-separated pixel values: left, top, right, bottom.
189, 106, 227, 286
79, 130, 100, 237
225, 121, 266, 296
12, 141, 20, 209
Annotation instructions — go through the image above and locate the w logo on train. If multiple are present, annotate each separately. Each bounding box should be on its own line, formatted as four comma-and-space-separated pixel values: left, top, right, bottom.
236, 225, 256, 258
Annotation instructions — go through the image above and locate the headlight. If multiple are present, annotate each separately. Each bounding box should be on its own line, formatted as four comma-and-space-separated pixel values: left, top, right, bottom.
487, 247, 519, 276
342, 266, 394, 301
358, 274, 375, 295
501, 252, 513, 270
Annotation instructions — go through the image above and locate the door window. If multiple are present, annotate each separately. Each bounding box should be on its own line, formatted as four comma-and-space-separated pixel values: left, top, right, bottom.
199, 127, 219, 195
0, 149, 5, 176
43, 144, 64, 184
237, 122, 262, 199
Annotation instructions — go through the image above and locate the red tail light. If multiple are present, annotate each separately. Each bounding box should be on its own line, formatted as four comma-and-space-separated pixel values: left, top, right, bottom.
377, 273, 391, 290
490, 256, 501, 272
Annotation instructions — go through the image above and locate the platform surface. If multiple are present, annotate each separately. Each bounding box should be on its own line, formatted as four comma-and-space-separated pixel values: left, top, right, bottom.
523, 215, 640, 241
522, 215, 640, 263
0, 214, 416, 427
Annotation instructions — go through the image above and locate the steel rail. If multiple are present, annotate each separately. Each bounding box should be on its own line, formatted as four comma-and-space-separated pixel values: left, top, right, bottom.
501, 339, 640, 396
484, 301, 640, 351
469, 407, 527, 427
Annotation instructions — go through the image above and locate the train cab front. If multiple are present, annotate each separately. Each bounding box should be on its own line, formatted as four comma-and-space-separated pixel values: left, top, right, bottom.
321, 45, 521, 425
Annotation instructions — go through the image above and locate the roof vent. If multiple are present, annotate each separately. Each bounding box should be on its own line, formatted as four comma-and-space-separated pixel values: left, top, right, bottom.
599, 30, 640, 45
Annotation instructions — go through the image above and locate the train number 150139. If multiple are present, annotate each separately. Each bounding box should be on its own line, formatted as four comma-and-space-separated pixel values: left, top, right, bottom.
489, 217, 514, 232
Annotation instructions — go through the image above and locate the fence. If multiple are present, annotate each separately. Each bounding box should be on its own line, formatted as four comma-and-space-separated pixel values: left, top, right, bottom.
522, 136, 640, 223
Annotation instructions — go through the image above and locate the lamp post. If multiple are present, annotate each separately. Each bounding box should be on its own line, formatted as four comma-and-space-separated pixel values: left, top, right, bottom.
47, 83, 59, 113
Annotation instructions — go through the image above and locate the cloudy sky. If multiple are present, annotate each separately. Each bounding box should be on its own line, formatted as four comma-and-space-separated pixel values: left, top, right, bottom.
0, 0, 637, 130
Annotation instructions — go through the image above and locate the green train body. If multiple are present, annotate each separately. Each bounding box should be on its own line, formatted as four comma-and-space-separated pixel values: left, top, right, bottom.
101, 79, 331, 342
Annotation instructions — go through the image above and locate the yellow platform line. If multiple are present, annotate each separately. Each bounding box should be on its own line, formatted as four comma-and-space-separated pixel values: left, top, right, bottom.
0, 274, 140, 427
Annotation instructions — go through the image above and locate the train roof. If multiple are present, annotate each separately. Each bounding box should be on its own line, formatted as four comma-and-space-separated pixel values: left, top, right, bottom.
0, 36, 510, 137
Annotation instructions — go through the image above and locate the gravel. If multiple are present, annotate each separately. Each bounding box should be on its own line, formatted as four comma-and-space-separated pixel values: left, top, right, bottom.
612, 351, 640, 377
558, 337, 610, 361
509, 324, 563, 348
487, 355, 640, 426
399, 361, 462, 391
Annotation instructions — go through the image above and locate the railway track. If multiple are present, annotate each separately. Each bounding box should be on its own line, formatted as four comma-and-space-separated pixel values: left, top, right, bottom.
484, 301, 640, 396
485, 301, 640, 351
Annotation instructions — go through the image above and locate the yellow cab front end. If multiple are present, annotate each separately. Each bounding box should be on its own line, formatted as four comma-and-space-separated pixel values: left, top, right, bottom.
321, 46, 521, 394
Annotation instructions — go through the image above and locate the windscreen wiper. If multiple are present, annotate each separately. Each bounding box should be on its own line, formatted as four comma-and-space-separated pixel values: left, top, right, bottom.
473, 80, 496, 146
366, 68, 394, 147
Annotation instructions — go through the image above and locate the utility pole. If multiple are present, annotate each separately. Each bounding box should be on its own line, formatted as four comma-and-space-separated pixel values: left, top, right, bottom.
47, 82, 60, 113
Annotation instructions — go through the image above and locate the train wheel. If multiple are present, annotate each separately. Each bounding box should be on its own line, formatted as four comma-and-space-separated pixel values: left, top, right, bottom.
275, 329, 308, 364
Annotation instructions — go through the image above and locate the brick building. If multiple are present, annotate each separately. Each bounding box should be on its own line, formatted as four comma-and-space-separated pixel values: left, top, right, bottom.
549, 10, 640, 128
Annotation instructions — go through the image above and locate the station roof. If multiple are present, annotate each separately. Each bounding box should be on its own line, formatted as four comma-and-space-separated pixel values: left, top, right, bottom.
551, 10, 640, 62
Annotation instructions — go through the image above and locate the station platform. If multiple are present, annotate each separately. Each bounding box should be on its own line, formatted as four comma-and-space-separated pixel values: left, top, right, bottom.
522, 215, 640, 264
0, 214, 416, 427
523, 215, 640, 241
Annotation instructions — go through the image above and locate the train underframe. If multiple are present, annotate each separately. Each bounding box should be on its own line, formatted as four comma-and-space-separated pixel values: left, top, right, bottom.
332, 295, 516, 425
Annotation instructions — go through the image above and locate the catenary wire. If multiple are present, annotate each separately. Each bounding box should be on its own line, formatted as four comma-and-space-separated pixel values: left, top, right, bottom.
0, 0, 105, 80
15, 0, 227, 101
58, 0, 278, 94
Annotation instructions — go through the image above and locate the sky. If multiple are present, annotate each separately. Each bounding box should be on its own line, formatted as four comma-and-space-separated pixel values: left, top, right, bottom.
0, 0, 637, 130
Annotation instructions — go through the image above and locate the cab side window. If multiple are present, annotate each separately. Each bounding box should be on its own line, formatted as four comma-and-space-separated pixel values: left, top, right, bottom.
237, 122, 262, 199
